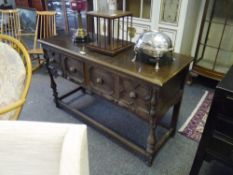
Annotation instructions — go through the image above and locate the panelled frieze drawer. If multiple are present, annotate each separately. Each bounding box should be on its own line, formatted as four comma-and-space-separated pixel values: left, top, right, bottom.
45, 48, 85, 85
87, 64, 117, 100
62, 54, 84, 85
118, 76, 152, 117
46, 48, 64, 77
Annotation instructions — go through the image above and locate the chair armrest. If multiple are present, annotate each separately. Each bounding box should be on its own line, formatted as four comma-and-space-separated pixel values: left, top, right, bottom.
0, 98, 25, 115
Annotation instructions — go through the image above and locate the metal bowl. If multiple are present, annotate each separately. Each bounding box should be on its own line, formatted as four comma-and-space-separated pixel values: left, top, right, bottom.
134, 30, 173, 58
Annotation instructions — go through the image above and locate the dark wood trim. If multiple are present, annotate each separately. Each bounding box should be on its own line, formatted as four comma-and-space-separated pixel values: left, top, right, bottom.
192, 65, 224, 81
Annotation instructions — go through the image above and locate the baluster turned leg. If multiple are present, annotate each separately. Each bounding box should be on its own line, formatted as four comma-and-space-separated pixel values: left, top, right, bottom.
44, 51, 59, 107
146, 88, 157, 166
146, 115, 157, 166
170, 99, 182, 137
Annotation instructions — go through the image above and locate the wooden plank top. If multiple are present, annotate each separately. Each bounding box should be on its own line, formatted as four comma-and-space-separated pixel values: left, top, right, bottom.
86, 10, 132, 18
39, 33, 193, 86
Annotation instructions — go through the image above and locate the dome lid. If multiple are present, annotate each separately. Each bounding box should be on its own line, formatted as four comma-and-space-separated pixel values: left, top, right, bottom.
134, 30, 173, 58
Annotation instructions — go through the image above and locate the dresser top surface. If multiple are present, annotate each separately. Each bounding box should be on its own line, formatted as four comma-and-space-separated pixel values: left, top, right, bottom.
217, 66, 233, 93
86, 10, 132, 18
39, 33, 193, 86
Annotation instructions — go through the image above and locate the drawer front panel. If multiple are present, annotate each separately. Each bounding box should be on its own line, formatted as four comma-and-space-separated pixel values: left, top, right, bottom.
87, 65, 116, 98
46, 48, 64, 77
219, 94, 233, 116
218, 90, 233, 116
63, 56, 84, 84
118, 77, 152, 116
215, 115, 233, 138
208, 135, 233, 162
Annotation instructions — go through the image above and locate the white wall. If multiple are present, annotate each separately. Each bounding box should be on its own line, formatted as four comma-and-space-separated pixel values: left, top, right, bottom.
180, 0, 202, 56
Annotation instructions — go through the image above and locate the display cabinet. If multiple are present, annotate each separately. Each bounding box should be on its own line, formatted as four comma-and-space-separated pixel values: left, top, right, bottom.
47, 0, 69, 31
46, 0, 93, 32
193, 0, 233, 81
15, 0, 46, 11
15, 0, 29, 8
93, 0, 202, 56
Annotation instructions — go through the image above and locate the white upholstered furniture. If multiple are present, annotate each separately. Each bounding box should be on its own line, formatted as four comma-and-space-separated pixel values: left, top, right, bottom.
0, 121, 89, 175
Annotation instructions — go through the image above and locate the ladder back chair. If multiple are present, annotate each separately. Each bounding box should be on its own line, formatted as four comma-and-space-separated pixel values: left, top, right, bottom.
29, 11, 57, 71
0, 9, 21, 38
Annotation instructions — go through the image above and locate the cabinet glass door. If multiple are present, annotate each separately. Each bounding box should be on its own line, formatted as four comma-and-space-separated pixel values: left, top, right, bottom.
117, 0, 151, 19
196, 0, 233, 74
47, 0, 66, 31
47, 0, 89, 32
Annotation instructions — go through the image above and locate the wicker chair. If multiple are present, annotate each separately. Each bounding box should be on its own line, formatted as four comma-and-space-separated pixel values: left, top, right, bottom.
0, 34, 32, 120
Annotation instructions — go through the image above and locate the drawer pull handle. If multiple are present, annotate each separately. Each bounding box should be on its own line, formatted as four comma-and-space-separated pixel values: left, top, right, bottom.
129, 91, 137, 99
50, 57, 56, 63
226, 96, 233, 101
56, 70, 63, 76
96, 77, 103, 85
69, 66, 77, 73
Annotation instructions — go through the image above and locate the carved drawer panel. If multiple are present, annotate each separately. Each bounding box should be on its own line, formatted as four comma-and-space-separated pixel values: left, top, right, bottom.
118, 77, 152, 116
87, 65, 116, 98
46, 48, 63, 77
63, 56, 84, 84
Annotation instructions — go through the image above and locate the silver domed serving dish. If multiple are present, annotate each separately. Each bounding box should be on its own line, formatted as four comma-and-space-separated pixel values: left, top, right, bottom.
132, 30, 173, 70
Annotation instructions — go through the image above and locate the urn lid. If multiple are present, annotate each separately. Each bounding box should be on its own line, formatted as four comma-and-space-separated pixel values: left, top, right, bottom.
134, 30, 173, 58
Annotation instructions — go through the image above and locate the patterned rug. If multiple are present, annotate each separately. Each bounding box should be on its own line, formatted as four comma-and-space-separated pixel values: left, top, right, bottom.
179, 91, 214, 142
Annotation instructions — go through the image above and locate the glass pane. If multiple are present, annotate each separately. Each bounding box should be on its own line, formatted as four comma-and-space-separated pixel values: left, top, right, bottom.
220, 25, 233, 51
201, 22, 209, 44
117, 0, 123, 10
212, 0, 228, 23
197, 46, 217, 70
18, 8, 36, 33
197, 44, 204, 60
207, 22, 224, 47
47, 0, 65, 31
97, 0, 108, 11
66, 0, 78, 30
214, 50, 233, 73
142, 0, 151, 19
126, 0, 140, 18
206, 0, 214, 21
226, 1, 233, 25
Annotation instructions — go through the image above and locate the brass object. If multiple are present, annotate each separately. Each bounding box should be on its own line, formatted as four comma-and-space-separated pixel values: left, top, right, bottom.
128, 27, 136, 39
86, 10, 134, 56
73, 12, 89, 43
